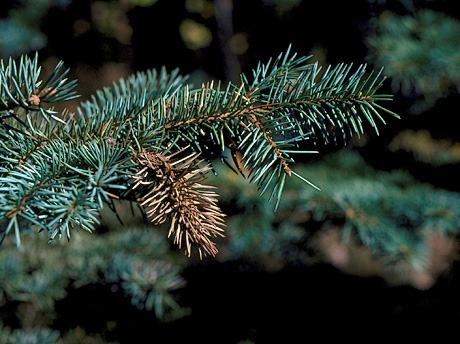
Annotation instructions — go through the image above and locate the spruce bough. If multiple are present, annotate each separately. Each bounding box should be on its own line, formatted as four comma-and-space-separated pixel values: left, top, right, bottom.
0, 47, 398, 257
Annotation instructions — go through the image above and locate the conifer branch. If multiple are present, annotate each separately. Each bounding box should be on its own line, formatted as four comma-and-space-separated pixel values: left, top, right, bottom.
0, 47, 398, 256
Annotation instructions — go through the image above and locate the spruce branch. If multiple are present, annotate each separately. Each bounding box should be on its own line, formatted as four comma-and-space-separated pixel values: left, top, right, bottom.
0, 47, 398, 256
0, 53, 78, 137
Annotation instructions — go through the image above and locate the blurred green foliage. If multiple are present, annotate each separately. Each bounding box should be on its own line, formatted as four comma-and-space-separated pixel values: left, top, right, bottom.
367, 9, 460, 113
210, 149, 460, 273
0, 0, 71, 57
0, 325, 60, 344
389, 129, 460, 166
0, 224, 189, 341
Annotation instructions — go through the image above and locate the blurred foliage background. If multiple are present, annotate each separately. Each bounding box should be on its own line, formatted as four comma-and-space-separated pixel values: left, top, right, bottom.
2, 0, 460, 342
